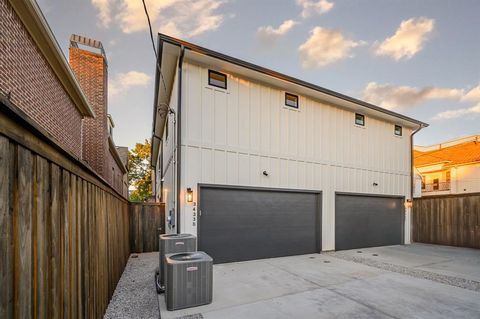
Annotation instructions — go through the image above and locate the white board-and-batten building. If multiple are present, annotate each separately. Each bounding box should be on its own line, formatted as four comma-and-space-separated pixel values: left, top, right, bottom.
150, 34, 428, 263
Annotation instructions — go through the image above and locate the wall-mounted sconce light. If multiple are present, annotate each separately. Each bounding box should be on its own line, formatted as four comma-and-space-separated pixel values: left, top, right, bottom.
372, 182, 378, 186
263, 171, 269, 176
186, 188, 193, 203
404, 199, 413, 209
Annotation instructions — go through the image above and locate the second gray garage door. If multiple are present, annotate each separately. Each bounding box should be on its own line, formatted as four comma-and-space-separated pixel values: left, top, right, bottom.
335, 193, 404, 251
199, 186, 321, 264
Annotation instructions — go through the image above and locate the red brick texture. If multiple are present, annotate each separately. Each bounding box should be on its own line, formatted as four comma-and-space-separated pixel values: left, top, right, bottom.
69, 47, 126, 195
0, 0, 83, 158
69, 47, 109, 178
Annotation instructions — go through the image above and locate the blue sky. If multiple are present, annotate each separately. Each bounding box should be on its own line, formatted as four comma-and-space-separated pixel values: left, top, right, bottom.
38, 0, 480, 149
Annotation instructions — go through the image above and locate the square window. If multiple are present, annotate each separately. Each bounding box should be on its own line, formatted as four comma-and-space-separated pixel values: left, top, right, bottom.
394, 125, 402, 136
285, 93, 299, 109
208, 70, 227, 89
355, 113, 365, 126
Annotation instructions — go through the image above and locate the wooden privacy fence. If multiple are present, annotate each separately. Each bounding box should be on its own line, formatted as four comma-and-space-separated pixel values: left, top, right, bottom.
0, 100, 130, 318
129, 203, 165, 253
412, 193, 480, 249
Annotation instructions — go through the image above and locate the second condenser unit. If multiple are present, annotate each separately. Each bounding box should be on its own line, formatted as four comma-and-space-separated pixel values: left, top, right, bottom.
158, 233, 197, 288
165, 251, 213, 311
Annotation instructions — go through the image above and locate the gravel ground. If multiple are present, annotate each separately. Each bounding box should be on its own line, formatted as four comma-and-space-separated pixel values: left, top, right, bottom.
328, 251, 480, 292
104, 253, 159, 319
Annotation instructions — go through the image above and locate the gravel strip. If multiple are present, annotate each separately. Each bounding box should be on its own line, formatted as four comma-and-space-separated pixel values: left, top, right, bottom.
328, 251, 480, 292
104, 253, 159, 319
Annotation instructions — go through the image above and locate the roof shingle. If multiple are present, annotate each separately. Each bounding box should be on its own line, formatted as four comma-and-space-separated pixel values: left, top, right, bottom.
414, 141, 480, 167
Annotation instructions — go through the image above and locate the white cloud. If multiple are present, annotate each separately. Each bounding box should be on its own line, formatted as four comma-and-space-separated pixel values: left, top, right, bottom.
109, 71, 151, 97
375, 17, 434, 60
297, 0, 334, 18
116, 0, 226, 38
462, 84, 480, 102
362, 82, 464, 110
298, 27, 362, 68
256, 20, 297, 47
91, 0, 114, 28
433, 103, 480, 120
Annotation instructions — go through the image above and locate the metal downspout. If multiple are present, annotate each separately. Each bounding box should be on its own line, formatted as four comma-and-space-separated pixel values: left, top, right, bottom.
176, 46, 185, 234
409, 124, 425, 243
410, 124, 424, 200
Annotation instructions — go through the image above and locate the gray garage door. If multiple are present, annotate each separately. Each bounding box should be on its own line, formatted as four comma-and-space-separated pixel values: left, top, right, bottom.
335, 194, 404, 251
199, 186, 321, 264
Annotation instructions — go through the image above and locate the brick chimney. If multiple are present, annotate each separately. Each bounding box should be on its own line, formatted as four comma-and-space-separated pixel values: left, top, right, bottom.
69, 34, 108, 178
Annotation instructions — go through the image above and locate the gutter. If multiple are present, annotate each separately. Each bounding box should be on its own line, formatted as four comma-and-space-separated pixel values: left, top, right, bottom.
176, 45, 185, 234
150, 37, 163, 170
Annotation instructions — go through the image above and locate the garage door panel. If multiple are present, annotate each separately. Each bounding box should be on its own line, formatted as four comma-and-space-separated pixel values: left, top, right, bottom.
335, 194, 403, 251
199, 187, 321, 263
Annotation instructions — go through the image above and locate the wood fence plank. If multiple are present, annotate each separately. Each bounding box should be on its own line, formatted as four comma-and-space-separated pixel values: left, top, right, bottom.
14, 146, 33, 318
34, 156, 49, 319
49, 164, 61, 319
0, 136, 13, 318
61, 170, 70, 319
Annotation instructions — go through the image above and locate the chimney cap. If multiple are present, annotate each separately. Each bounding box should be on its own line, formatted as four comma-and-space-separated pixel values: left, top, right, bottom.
70, 34, 107, 63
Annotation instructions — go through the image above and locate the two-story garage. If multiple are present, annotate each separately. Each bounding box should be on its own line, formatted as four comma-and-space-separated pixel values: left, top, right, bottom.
150, 34, 428, 263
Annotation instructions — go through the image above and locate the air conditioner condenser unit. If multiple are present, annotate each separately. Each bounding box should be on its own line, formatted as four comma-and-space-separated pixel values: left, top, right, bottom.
156, 233, 197, 292
165, 251, 213, 311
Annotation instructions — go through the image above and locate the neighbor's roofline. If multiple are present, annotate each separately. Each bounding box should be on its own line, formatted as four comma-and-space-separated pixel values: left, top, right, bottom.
156, 33, 428, 128
8, 0, 95, 118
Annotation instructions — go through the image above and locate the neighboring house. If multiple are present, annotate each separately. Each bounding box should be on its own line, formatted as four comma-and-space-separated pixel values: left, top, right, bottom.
150, 34, 427, 262
0, 0, 128, 197
414, 135, 480, 197
116, 145, 130, 198
0, 0, 93, 158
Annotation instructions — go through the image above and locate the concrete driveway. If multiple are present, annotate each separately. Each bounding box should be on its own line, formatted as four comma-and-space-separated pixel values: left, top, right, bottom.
158, 244, 480, 319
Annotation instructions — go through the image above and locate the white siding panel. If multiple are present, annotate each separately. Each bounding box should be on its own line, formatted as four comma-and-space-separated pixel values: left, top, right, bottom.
227, 78, 239, 148
202, 88, 214, 145
238, 153, 250, 185
250, 84, 261, 152
201, 148, 214, 184
226, 151, 238, 185
214, 91, 227, 147
238, 80, 250, 150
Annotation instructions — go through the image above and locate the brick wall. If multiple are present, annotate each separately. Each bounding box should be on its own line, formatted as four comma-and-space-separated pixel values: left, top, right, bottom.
107, 148, 128, 197
69, 47, 108, 178
0, 0, 83, 157
69, 46, 127, 196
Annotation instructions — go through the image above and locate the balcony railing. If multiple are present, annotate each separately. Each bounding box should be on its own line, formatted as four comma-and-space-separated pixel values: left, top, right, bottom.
422, 182, 451, 192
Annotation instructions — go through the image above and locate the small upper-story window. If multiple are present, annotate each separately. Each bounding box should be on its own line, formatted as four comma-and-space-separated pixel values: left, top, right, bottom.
355, 113, 365, 126
394, 125, 402, 136
208, 70, 227, 89
285, 93, 299, 109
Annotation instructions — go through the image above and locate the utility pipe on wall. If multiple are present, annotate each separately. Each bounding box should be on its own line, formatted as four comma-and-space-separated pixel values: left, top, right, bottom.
176, 45, 185, 234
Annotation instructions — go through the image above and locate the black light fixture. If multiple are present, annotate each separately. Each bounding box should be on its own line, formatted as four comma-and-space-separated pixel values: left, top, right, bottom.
186, 187, 193, 203
373, 182, 378, 186
263, 171, 269, 176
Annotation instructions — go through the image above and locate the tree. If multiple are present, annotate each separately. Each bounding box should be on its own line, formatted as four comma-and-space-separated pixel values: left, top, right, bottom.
128, 139, 152, 202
